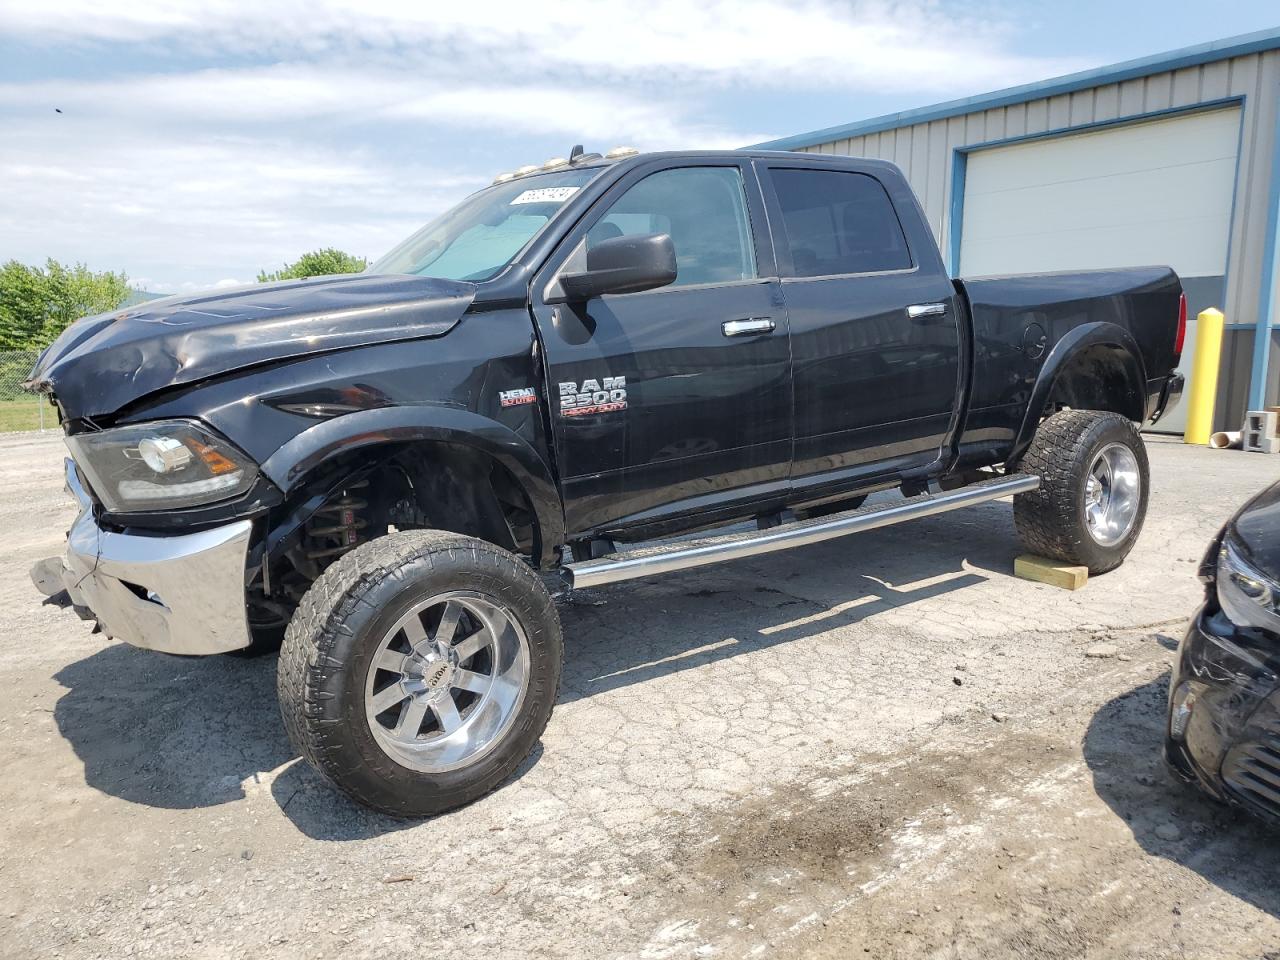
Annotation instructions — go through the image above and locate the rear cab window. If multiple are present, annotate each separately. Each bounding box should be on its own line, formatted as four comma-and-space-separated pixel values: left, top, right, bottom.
768, 168, 913, 278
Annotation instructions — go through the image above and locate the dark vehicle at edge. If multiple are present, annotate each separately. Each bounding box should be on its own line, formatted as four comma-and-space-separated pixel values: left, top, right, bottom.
26, 147, 1186, 816
1167, 479, 1280, 824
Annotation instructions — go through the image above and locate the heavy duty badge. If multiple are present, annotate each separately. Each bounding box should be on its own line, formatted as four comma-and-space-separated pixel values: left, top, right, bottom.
498, 387, 537, 408
559, 377, 627, 417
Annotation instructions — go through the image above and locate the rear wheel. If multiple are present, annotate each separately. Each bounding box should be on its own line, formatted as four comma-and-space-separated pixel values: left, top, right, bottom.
277, 530, 561, 817
1013, 409, 1149, 573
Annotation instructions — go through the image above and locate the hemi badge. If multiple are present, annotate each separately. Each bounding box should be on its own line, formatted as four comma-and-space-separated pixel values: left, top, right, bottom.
499, 387, 537, 408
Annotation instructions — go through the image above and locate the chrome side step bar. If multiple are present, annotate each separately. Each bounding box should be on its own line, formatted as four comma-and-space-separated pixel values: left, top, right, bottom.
562, 473, 1039, 589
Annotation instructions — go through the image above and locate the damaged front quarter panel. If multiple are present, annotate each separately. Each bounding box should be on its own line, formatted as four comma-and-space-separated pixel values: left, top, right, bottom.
24, 273, 477, 420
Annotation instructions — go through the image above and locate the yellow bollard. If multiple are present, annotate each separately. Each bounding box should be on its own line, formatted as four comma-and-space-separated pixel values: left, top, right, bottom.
1184, 307, 1225, 445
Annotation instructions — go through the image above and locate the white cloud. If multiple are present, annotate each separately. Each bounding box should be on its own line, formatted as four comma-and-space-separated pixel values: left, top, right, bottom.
0, 66, 765, 147
0, 0, 1086, 290
0, 0, 1084, 94
0, 63, 764, 288
0, 123, 474, 289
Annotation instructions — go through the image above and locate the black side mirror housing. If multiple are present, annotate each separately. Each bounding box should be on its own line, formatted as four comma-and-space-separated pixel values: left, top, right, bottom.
547, 233, 677, 304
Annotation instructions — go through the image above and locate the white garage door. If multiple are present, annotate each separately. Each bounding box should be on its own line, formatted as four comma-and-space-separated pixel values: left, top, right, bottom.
959, 106, 1241, 433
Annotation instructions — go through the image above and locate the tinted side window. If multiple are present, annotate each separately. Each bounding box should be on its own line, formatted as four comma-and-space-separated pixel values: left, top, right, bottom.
770, 169, 911, 277
587, 167, 757, 287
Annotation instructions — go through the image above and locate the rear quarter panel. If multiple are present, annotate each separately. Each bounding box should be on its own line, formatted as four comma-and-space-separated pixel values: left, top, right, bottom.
956, 265, 1182, 464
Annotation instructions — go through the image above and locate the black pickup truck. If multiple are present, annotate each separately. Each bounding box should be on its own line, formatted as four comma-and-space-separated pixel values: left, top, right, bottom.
28, 147, 1185, 816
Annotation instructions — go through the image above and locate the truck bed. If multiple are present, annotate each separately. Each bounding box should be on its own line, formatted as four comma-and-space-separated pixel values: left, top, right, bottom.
954, 264, 1182, 465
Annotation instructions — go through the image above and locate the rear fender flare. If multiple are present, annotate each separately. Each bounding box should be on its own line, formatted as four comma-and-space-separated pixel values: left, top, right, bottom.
259, 405, 565, 567
1010, 321, 1148, 466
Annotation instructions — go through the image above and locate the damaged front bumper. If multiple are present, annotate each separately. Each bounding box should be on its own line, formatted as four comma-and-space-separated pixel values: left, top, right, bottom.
1166, 604, 1280, 825
31, 458, 254, 655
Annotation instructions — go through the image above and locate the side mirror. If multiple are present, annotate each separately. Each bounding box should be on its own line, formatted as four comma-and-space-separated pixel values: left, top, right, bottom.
546, 233, 677, 304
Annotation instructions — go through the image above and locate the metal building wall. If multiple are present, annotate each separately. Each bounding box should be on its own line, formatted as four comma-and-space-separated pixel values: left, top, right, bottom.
789, 50, 1280, 426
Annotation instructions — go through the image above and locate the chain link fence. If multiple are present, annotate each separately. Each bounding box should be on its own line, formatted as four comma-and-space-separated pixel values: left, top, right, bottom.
0, 350, 52, 433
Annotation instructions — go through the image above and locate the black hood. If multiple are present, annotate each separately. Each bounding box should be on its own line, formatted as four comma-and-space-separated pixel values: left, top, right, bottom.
1231, 478, 1280, 583
25, 273, 476, 419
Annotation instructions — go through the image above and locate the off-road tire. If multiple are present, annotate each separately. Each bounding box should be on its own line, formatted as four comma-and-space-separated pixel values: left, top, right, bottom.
1013, 409, 1149, 574
277, 530, 562, 817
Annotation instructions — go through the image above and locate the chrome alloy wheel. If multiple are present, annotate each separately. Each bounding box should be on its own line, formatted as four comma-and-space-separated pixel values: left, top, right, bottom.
364, 591, 530, 773
1083, 442, 1141, 547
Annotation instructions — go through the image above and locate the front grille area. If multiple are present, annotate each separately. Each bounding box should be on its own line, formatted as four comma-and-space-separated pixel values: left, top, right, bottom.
1223, 735, 1280, 820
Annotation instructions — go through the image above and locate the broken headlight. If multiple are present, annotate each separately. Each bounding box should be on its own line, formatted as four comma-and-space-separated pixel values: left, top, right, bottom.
66, 419, 258, 513
1216, 537, 1280, 636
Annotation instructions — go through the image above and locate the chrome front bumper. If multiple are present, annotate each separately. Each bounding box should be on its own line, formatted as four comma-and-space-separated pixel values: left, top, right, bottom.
31, 459, 254, 655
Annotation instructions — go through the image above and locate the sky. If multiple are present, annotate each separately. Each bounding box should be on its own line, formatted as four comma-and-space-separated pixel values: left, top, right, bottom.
1, 1, 1278, 294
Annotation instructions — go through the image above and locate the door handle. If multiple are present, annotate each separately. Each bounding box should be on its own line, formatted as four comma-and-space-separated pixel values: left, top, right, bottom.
722, 317, 776, 337
907, 302, 947, 319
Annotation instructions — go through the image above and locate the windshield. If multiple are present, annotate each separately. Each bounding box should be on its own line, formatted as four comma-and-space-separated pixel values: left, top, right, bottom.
369, 168, 603, 282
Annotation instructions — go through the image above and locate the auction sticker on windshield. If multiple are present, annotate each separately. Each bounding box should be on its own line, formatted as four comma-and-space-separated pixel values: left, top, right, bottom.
511, 187, 580, 205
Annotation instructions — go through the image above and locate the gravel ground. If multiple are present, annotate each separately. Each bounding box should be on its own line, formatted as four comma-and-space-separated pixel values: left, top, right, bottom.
2, 429, 1279, 959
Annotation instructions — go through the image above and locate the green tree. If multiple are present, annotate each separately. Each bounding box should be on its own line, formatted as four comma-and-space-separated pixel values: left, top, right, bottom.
0, 259, 131, 350
257, 248, 367, 283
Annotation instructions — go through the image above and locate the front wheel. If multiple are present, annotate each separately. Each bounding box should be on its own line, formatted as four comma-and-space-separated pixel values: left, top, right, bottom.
277, 530, 562, 817
1013, 409, 1149, 574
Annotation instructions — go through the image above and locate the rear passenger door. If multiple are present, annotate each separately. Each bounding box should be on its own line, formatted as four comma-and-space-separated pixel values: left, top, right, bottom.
759, 162, 962, 487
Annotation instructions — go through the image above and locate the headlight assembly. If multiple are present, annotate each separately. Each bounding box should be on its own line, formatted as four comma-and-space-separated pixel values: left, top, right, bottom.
66, 419, 258, 513
1216, 537, 1280, 636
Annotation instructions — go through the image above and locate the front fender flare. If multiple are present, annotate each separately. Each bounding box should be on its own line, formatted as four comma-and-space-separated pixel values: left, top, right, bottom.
1010, 321, 1148, 465
260, 405, 565, 567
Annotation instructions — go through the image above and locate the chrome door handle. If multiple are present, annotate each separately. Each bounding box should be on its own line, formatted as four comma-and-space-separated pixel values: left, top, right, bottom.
722, 318, 775, 337
907, 302, 947, 319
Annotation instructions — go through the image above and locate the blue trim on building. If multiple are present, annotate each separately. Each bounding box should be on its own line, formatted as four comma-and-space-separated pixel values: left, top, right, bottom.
947, 150, 966, 274
1221, 99, 1251, 331
751, 27, 1280, 151
959, 98, 1244, 156
1250, 91, 1280, 409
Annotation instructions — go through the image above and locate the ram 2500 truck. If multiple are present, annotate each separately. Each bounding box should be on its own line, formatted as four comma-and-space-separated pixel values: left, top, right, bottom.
27, 148, 1185, 816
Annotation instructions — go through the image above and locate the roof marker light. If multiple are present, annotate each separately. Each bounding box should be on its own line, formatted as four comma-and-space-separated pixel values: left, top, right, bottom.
605, 146, 639, 159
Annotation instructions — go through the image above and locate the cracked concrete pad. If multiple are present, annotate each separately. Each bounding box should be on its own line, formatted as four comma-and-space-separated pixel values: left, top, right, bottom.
1, 432, 1279, 959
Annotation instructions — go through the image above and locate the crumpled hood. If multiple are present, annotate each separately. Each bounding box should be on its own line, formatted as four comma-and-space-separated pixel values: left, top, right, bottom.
25, 273, 476, 419
1231, 478, 1280, 584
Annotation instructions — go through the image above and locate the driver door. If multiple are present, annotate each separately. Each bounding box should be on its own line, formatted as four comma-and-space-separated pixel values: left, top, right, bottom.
530, 161, 792, 538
